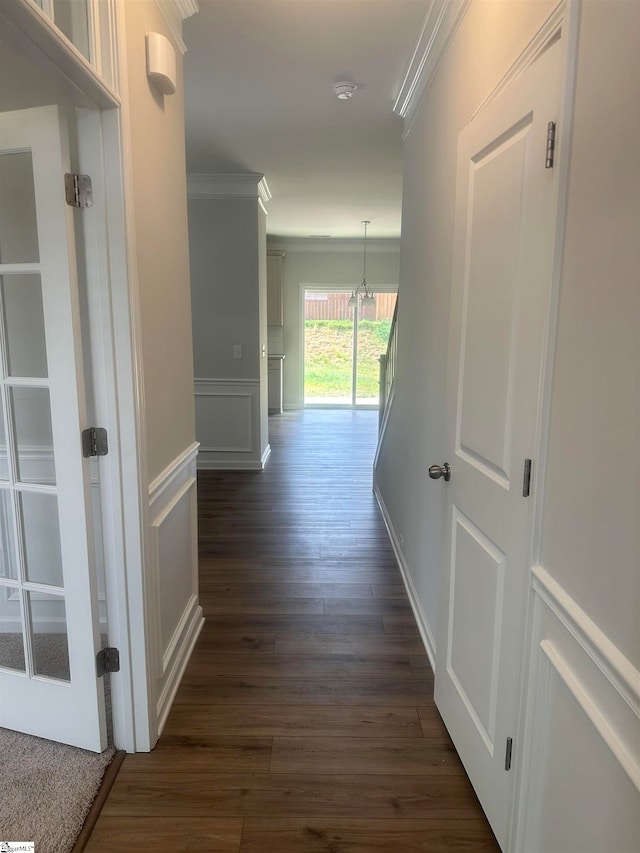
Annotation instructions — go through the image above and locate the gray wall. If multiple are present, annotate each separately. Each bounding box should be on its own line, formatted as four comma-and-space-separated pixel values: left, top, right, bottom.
375, 1, 639, 846
189, 198, 261, 380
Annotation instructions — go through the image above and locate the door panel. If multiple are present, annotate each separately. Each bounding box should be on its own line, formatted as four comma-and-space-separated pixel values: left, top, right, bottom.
435, 39, 563, 847
0, 105, 106, 751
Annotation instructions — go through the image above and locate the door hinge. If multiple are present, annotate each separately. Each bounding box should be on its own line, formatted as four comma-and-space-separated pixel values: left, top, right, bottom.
82, 427, 108, 458
523, 458, 532, 497
64, 172, 93, 208
545, 121, 556, 168
505, 737, 513, 771
96, 647, 120, 677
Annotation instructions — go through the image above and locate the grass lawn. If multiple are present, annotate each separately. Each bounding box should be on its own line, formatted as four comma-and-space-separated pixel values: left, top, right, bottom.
304, 319, 391, 399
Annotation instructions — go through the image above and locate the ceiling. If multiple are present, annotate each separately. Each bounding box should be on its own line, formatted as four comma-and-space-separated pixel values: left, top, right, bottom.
182, 0, 428, 239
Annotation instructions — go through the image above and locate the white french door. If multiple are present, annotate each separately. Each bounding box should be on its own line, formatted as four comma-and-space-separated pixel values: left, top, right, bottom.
434, 39, 564, 847
0, 105, 107, 752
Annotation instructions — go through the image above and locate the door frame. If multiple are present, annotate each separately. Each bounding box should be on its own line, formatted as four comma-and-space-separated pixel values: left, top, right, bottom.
300, 283, 398, 410
0, 1, 155, 751
509, 1, 582, 848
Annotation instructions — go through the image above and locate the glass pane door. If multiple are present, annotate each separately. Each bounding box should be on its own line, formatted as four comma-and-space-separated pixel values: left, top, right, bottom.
0, 105, 106, 751
355, 292, 397, 406
304, 290, 354, 405
304, 288, 397, 408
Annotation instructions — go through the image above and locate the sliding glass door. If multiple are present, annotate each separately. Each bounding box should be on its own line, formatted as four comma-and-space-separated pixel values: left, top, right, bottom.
303, 288, 397, 408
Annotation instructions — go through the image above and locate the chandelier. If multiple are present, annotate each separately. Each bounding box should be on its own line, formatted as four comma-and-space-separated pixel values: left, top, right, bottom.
348, 220, 375, 308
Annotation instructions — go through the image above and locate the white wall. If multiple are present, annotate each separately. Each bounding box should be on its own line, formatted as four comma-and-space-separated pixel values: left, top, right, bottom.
271, 242, 400, 408
375, 0, 556, 643
376, 1, 639, 848
123, 1, 202, 744
517, 2, 640, 847
188, 196, 269, 469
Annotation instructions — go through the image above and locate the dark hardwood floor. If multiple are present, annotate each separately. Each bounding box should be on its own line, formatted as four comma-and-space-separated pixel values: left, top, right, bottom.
86, 410, 498, 852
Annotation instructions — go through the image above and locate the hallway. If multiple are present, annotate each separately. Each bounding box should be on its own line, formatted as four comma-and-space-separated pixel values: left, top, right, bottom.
86, 410, 498, 851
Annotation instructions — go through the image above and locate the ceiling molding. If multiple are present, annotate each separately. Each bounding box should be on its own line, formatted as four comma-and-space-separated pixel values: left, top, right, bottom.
155, 0, 199, 55
267, 237, 400, 255
393, 0, 471, 126
188, 173, 270, 205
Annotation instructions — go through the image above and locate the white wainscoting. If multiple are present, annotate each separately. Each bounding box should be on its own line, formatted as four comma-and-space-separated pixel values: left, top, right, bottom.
148, 442, 204, 735
513, 566, 640, 851
374, 483, 436, 670
194, 378, 270, 469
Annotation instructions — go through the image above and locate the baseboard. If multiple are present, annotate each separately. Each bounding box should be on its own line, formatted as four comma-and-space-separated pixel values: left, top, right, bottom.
197, 458, 267, 471
261, 444, 272, 468
374, 482, 437, 670
283, 403, 303, 411
156, 596, 204, 737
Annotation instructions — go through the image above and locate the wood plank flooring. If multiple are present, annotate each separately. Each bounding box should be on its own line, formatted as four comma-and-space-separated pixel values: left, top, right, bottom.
86, 410, 498, 852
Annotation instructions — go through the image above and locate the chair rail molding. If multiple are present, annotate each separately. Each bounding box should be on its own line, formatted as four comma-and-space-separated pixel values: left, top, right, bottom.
194, 378, 270, 470
147, 441, 203, 736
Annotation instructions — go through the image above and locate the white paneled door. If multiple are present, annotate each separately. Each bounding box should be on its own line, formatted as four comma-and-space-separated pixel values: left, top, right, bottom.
434, 40, 563, 847
0, 106, 107, 751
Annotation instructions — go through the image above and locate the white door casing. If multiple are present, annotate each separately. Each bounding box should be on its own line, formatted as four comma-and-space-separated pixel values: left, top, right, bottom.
434, 39, 564, 846
0, 105, 107, 752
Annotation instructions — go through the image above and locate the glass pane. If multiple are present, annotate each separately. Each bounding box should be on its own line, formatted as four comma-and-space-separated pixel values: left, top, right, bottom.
21, 492, 63, 587
0, 585, 25, 672
0, 393, 8, 480
27, 590, 70, 681
54, 0, 90, 60
2, 275, 48, 378
11, 386, 56, 485
356, 292, 397, 405
0, 151, 40, 265
0, 490, 17, 580
304, 291, 353, 405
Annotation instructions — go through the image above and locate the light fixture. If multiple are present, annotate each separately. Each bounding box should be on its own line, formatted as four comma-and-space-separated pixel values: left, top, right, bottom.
348, 220, 375, 308
333, 81, 358, 100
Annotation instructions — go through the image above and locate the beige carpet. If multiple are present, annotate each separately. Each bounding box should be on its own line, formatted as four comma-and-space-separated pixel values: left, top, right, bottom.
0, 727, 115, 852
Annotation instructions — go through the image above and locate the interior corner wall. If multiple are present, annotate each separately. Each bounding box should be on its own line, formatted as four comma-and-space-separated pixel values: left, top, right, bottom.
258, 208, 269, 461
374, 0, 556, 646
123, 0, 196, 483
278, 248, 400, 409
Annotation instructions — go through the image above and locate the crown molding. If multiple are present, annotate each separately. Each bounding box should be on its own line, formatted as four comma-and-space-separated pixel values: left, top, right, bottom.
393, 0, 471, 128
187, 173, 271, 207
266, 237, 400, 255
155, 0, 198, 55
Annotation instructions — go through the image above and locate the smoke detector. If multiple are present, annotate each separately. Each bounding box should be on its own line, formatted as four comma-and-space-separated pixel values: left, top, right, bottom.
333, 82, 357, 100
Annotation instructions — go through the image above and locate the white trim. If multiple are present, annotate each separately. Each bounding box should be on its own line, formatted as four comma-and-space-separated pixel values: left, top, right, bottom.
0, 0, 120, 108
187, 173, 270, 204
261, 444, 272, 469
110, 0, 158, 752
196, 457, 266, 471
393, 0, 471, 129
156, 594, 203, 735
154, 0, 198, 55
470, 1, 566, 122
148, 441, 199, 506
510, 0, 583, 842
373, 382, 397, 473
194, 377, 259, 387
268, 237, 400, 255
373, 483, 436, 670
532, 565, 640, 717
541, 640, 640, 791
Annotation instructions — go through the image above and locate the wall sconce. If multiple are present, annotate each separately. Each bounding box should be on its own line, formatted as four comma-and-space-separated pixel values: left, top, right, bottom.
146, 32, 177, 95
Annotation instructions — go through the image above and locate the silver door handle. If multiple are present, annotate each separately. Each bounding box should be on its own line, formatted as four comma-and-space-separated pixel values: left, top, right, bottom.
428, 463, 451, 482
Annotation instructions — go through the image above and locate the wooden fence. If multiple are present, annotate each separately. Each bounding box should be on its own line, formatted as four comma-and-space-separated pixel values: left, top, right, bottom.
305, 291, 396, 321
